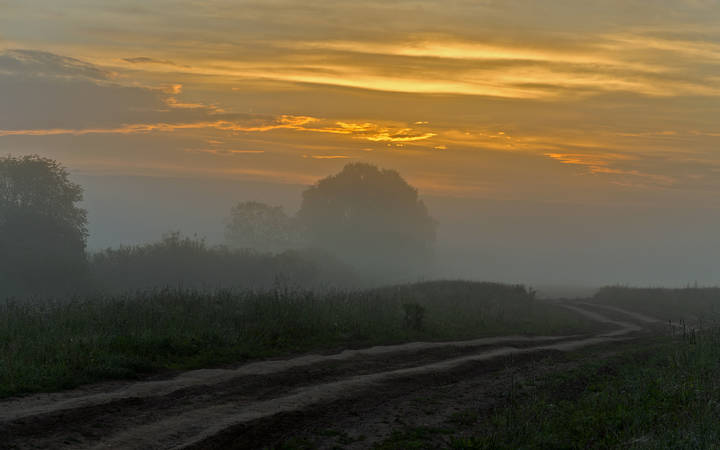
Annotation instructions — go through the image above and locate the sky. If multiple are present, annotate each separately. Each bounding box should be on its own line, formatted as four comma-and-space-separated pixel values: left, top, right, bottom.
1, 1, 720, 286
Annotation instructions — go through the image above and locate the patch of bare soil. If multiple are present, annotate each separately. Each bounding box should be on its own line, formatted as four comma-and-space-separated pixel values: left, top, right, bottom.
0, 303, 655, 449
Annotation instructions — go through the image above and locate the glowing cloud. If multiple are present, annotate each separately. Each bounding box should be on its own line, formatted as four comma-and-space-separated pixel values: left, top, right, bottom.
186, 149, 265, 156
303, 155, 352, 159
2, 2, 720, 198
0, 115, 439, 146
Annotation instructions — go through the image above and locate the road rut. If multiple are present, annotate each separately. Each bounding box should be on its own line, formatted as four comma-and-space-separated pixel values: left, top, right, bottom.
0, 302, 655, 449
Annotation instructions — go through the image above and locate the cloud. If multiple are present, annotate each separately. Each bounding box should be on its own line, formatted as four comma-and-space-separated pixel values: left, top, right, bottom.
364, 129, 436, 143
544, 152, 633, 167
5, 2, 720, 102
0, 117, 439, 149
333, 122, 436, 142
303, 155, 352, 159
122, 56, 188, 67
0, 120, 274, 137
0, 49, 230, 130
3, 3, 720, 197
65, 24, 720, 99
0, 49, 112, 80
88, 33, 717, 100
285, 38, 625, 66
165, 97, 208, 109
544, 152, 676, 187
185, 148, 265, 156
0, 65, 440, 149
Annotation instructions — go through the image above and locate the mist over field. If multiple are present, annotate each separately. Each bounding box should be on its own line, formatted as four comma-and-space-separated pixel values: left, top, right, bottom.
1, 1, 720, 290
4, 1, 720, 448
77, 172, 720, 288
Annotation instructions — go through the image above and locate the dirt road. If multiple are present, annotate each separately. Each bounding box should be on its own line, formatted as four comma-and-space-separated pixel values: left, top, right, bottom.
0, 302, 661, 449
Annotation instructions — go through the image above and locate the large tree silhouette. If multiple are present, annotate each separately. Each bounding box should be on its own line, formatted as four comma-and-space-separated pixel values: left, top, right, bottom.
298, 163, 436, 277
0, 155, 88, 294
225, 201, 299, 253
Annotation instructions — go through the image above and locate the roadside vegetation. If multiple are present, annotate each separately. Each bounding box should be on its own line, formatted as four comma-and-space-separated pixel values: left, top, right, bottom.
484, 331, 720, 448
0, 281, 600, 398
378, 328, 720, 449
375, 288, 720, 449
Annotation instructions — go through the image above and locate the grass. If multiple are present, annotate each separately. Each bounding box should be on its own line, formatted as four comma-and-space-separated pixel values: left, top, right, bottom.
0, 281, 600, 398
377, 426, 453, 449
378, 328, 720, 449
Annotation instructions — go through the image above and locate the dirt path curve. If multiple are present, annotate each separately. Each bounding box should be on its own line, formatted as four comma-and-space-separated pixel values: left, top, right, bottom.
576, 302, 663, 324
0, 302, 655, 449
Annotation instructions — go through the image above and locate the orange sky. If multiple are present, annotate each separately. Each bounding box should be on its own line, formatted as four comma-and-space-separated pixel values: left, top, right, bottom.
1, 0, 719, 205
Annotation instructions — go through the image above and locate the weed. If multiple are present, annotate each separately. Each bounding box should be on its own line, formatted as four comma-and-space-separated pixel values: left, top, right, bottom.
403, 302, 425, 331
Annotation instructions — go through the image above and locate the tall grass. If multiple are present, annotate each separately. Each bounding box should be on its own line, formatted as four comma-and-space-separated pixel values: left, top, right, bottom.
0, 281, 597, 397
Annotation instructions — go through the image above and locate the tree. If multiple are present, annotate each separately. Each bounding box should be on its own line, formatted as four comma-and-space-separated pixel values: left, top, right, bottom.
225, 201, 299, 253
297, 163, 436, 278
0, 155, 88, 294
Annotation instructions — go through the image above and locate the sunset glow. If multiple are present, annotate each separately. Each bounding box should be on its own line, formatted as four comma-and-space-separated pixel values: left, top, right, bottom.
1, 1, 719, 202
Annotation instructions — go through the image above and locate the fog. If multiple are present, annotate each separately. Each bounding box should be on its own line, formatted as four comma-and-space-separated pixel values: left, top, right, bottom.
77, 173, 720, 289
3, 0, 720, 295
5, 2, 720, 446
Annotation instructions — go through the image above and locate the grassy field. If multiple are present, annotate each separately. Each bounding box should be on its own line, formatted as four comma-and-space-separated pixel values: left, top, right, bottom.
0, 281, 600, 398
371, 288, 720, 449
376, 328, 720, 449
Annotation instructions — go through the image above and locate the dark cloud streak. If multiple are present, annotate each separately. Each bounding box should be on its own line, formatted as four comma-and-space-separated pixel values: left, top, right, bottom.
122, 56, 189, 68
0, 49, 111, 80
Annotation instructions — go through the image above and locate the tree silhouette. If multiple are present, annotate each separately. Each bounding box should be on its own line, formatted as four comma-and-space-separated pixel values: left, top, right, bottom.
298, 163, 436, 277
225, 201, 299, 253
0, 155, 88, 294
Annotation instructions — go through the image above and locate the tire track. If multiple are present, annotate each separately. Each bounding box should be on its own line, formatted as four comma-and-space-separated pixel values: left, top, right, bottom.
0, 335, 574, 423
1, 302, 653, 449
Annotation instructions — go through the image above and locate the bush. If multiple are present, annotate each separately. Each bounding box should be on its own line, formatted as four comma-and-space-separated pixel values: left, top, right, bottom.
88, 232, 355, 293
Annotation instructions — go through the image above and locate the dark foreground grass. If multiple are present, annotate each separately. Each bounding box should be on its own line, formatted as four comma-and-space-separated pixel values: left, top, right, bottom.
0, 281, 599, 398
379, 330, 720, 449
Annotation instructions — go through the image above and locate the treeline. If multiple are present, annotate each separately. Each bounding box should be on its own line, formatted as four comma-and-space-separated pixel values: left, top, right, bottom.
89, 233, 354, 293
1, 232, 355, 298
1, 155, 436, 298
